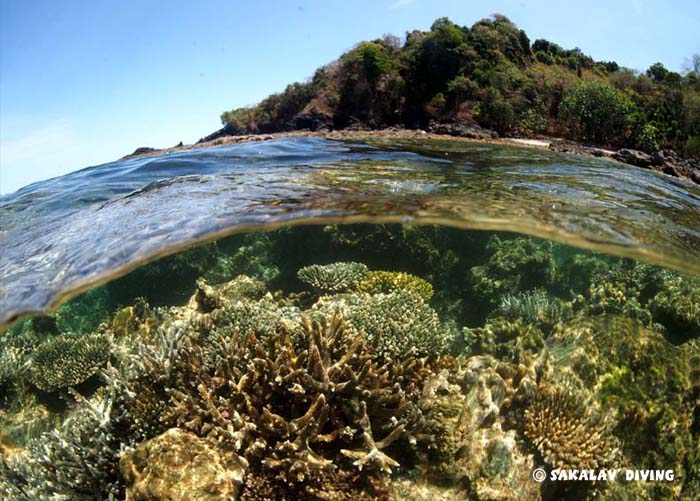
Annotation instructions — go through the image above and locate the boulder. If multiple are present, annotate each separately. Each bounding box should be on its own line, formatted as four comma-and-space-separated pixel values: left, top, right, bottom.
612, 148, 652, 167
120, 428, 248, 500
427, 120, 498, 139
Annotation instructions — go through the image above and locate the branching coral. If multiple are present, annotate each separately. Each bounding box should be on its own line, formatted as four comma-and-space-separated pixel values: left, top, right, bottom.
28, 333, 111, 392
0, 388, 127, 500
297, 262, 369, 293
119, 305, 432, 496
357, 270, 434, 301
524, 384, 618, 471
346, 290, 447, 358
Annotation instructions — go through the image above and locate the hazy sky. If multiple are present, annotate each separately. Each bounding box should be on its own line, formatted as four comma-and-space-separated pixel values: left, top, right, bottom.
1, 0, 699, 194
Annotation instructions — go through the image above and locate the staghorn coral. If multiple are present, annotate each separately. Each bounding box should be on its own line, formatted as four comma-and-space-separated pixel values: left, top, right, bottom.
346, 290, 447, 358
118, 303, 434, 497
357, 270, 434, 301
0, 388, 128, 500
177, 312, 425, 468
28, 333, 111, 392
523, 383, 618, 471
297, 262, 369, 294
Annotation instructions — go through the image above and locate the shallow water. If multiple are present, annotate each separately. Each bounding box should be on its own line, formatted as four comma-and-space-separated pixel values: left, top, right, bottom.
1, 137, 699, 329
1, 138, 700, 500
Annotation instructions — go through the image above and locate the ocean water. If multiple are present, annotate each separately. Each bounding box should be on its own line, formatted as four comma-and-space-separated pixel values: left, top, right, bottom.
1, 137, 699, 500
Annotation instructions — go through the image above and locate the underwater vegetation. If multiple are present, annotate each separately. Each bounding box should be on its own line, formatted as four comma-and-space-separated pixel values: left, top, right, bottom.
1, 224, 699, 500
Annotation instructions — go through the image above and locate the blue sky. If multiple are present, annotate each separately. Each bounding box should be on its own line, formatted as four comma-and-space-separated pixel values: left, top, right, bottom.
1, 0, 699, 194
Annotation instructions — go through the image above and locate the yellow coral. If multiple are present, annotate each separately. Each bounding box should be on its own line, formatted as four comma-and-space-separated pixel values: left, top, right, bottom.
357, 271, 434, 301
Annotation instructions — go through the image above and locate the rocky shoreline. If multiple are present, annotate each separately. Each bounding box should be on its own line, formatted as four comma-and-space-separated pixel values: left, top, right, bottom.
123, 126, 700, 185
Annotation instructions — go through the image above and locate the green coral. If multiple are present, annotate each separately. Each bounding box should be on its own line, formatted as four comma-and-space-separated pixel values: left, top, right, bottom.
648, 272, 700, 343
496, 289, 570, 333
28, 334, 111, 392
546, 315, 696, 498
357, 270, 434, 301
463, 318, 545, 361
347, 290, 446, 358
297, 261, 369, 293
470, 236, 556, 310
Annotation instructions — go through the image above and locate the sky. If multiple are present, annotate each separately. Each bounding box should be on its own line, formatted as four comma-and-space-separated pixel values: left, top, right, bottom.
1, 0, 699, 194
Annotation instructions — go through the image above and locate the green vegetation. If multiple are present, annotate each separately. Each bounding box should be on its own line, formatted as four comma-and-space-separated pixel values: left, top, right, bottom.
219, 15, 700, 154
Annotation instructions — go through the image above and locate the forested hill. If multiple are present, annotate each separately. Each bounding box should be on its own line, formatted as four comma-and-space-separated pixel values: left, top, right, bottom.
213, 15, 700, 156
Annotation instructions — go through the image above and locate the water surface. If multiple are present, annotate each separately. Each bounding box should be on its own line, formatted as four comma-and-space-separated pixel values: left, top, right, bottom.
1, 137, 699, 330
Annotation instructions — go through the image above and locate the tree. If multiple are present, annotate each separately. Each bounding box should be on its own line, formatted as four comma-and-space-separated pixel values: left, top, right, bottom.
477, 88, 515, 134
647, 62, 669, 82
559, 81, 634, 144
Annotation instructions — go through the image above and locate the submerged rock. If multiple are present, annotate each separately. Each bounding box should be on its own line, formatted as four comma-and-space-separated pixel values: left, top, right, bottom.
120, 428, 247, 501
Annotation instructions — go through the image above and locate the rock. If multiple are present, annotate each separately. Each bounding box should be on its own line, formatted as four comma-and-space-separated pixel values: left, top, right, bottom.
122, 146, 161, 159
420, 362, 541, 500
198, 122, 254, 143
616, 148, 700, 184
612, 148, 652, 167
120, 428, 248, 501
292, 102, 334, 131
427, 120, 498, 139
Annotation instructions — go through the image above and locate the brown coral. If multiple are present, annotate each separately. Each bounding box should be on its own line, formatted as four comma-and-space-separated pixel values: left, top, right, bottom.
126, 307, 432, 495
523, 384, 618, 471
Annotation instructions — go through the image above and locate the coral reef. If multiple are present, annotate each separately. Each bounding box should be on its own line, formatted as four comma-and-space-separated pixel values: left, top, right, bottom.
463, 318, 545, 361
416, 357, 542, 500
346, 290, 447, 358
102, 280, 438, 498
205, 232, 281, 285
2, 226, 699, 500
546, 315, 697, 499
28, 333, 111, 392
648, 272, 700, 343
297, 261, 369, 293
357, 270, 434, 301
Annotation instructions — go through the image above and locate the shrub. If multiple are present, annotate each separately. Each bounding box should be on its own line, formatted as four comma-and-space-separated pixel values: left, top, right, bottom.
635, 122, 661, 152
477, 88, 515, 134
559, 81, 634, 144
685, 136, 700, 157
